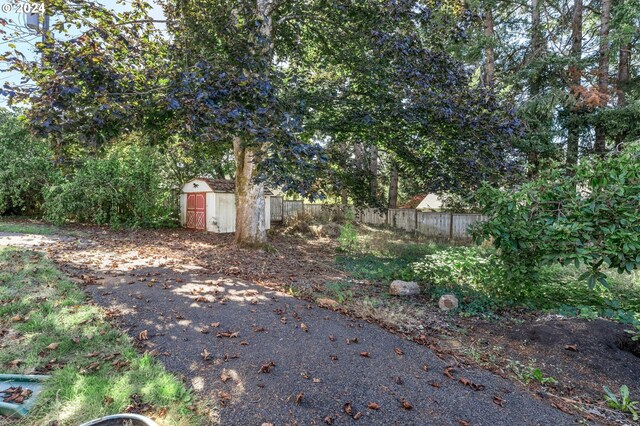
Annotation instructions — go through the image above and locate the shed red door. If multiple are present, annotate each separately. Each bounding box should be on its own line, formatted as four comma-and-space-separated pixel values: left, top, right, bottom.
186, 193, 206, 230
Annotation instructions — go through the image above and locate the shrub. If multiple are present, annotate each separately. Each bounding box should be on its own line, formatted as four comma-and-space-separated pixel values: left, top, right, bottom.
412, 247, 502, 288
474, 143, 640, 287
0, 110, 58, 215
44, 142, 176, 228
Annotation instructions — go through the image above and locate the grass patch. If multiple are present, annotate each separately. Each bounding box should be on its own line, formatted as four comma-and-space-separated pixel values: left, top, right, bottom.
0, 247, 209, 425
0, 221, 59, 235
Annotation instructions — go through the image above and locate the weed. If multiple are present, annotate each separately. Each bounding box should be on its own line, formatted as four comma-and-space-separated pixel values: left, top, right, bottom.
507, 360, 557, 385
603, 385, 639, 421
625, 324, 640, 342
325, 281, 354, 303
337, 223, 359, 253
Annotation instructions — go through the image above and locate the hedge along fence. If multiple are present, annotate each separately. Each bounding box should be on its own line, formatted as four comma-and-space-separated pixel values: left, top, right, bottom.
270, 197, 485, 240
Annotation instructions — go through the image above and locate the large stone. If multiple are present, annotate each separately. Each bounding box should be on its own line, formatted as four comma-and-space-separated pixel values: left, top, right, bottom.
317, 298, 340, 309
389, 280, 420, 296
438, 294, 459, 311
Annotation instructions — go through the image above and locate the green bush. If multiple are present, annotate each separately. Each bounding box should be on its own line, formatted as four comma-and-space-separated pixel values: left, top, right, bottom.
474, 143, 640, 287
44, 142, 176, 228
0, 110, 58, 215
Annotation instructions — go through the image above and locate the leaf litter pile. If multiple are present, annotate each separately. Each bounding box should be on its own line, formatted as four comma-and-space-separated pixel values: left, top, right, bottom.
43, 227, 345, 291
1, 386, 32, 404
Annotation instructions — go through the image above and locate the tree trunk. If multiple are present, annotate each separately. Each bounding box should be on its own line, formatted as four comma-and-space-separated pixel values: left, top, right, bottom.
233, 137, 267, 246
354, 143, 363, 169
594, 0, 611, 155
526, 0, 546, 176
614, 43, 631, 149
482, 8, 495, 86
566, 0, 582, 167
530, 0, 544, 90
388, 164, 398, 209
233, 0, 273, 246
369, 145, 378, 200
617, 44, 630, 108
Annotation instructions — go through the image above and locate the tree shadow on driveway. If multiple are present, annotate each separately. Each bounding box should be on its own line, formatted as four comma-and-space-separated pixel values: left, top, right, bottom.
81, 264, 574, 426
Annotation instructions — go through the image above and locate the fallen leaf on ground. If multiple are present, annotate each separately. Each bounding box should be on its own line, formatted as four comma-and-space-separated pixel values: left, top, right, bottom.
401, 398, 413, 410
259, 361, 276, 373
444, 367, 455, 379
217, 331, 239, 338
300, 323, 308, 332
459, 377, 485, 391
211, 322, 220, 328
112, 360, 129, 370
329, 355, 338, 361
368, 402, 380, 410
346, 337, 358, 344
295, 392, 304, 405
394, 348, 404, 356
85, 361, 101, 372
138, 330, 148, 341
8, 359, 22, 368
564, 344, 578, 352
328, 335, 335, 341
323, 416, 333, 425
343, 402, 353, 415
422, 364, 429, 372
493, 395, 505, 407
221, 370, 231, 383
45, 342, 59, 350
201, 349, 211, 361
353, 412, 362, 420
85, 351, 100, 358
359, 351, 370, 358
459, 421, 469, 426
429, 380, 441, 388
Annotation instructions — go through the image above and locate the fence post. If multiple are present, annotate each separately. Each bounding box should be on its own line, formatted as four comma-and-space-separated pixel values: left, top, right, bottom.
449, 212, 454, 240
414, 209, 418, 232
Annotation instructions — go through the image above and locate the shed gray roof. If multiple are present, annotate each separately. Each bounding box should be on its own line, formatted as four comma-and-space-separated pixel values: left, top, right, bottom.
186, 178, 273, 195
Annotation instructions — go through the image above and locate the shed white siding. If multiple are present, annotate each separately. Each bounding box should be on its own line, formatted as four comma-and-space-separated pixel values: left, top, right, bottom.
179, 193, 187, 226
206, 192, 216, 232
215, 192, 236, 233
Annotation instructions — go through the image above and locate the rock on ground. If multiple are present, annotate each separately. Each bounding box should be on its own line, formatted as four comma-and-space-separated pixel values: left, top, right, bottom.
389, 280, 420, 296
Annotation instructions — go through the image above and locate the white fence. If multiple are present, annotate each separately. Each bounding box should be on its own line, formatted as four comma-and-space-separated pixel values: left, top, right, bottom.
270, 198, 485, 240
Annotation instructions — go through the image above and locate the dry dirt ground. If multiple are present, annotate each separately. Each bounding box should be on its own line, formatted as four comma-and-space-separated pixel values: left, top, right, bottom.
0, 223, 636, 425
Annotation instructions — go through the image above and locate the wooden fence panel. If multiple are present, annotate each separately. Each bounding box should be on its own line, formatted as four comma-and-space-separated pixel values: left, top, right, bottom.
360, 208, 387, 226
389, 209, 416, 232
282, 200, 304, 222
416, 212, 451, 238
304, 204, 336, 222
451, 214, 485, 240
270, 196, 283, 222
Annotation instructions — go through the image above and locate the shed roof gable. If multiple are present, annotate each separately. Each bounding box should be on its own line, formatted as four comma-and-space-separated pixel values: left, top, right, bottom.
182, 178, 273, 195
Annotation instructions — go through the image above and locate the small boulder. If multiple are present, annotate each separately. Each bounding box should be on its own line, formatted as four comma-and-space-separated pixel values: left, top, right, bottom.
317, 298, 340, 309
438, 294, 459, 311
389, 280, 420, 296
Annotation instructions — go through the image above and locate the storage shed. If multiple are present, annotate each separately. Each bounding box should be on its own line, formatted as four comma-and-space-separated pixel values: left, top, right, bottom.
180, 178, 271, 233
